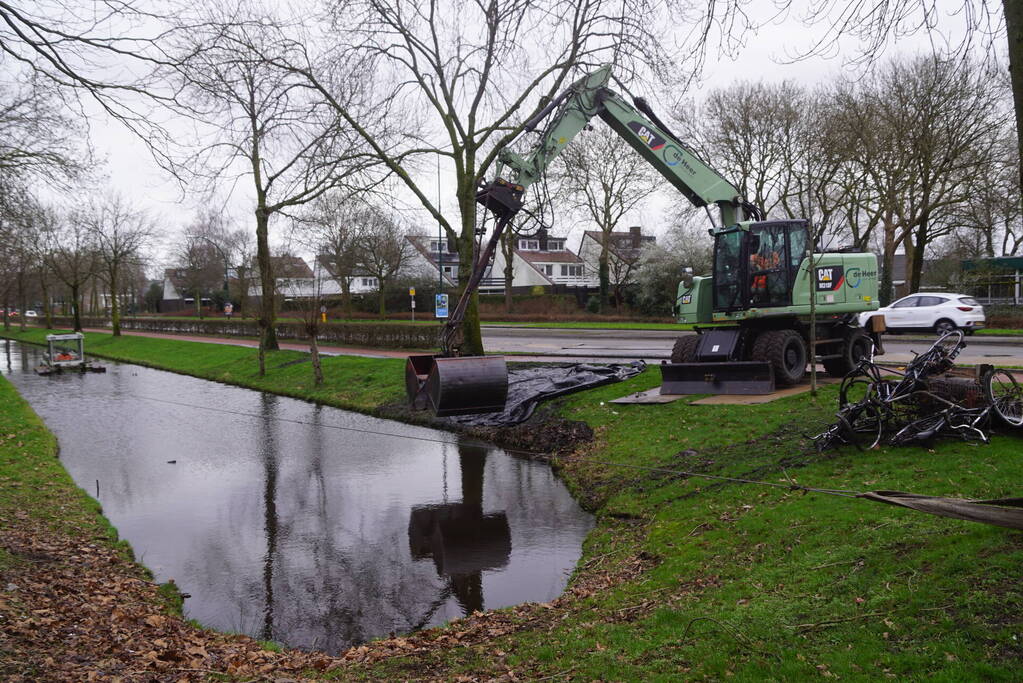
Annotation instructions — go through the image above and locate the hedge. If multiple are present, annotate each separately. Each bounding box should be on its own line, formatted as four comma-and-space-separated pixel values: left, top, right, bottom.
36, 316, 440, 350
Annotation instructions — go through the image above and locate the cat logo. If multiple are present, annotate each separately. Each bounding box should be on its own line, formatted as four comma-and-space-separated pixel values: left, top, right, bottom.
815, 266, 845, 292
627, 121, 665, 150
681, 294, 692, 305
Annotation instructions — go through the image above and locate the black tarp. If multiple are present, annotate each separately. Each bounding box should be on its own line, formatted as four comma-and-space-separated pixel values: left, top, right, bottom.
447, 361, 646, 427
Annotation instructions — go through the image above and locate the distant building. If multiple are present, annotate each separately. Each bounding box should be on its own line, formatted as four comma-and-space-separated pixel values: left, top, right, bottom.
577, 226, 655, 287
406, 235, 461, 287
490, 229, 595, 292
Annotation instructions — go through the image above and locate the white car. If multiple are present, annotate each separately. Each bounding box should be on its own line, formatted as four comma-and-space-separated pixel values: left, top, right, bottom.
858, 292, 985, 335
24, 310, 37, 318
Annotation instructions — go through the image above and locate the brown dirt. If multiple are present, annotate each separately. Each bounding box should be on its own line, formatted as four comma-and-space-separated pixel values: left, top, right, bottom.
0, 513, 653, 682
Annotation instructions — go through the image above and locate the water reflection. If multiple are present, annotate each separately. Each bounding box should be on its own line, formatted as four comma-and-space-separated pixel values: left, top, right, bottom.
408, 444, 512, 619
1, 341, 593, 654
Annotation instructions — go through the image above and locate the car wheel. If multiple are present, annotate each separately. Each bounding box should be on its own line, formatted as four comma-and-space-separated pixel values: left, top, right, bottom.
934, 319, 957, 336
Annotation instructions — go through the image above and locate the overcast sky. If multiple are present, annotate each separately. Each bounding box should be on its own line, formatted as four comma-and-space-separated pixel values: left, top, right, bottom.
81, 1, 983, 265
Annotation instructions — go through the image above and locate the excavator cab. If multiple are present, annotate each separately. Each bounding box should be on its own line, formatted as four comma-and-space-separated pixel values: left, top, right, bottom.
711, 220, 809, 313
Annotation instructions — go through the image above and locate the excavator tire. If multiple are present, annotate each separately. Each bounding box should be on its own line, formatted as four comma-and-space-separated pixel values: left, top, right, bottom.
822, 330, 873, 378
751, 329, 807, 386
670, 335, 700, 363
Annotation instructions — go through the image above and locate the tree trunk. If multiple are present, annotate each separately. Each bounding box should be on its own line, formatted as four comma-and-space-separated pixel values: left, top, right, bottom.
39, 268, 52, 330
309, 323, 323, 386
195, 289, 202, 319
502, 232, 514, 314
457, 231, 484, 355
255, 206, 278, 360
456, 185, 484, 356
880, 215, 897, 306
908, 213, 929, 294
378, 279, 387, 316
1004, 0, 1023, 216
71, 283, 82, 332
17, 271, 26, 332
2, 291, 10, 331
598, 237, 611, 312
110, 264, 121, 336
341, 279, 353, 320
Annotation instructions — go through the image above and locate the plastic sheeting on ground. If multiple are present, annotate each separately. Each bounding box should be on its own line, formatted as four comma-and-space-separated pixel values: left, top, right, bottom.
448, 361, 646, 427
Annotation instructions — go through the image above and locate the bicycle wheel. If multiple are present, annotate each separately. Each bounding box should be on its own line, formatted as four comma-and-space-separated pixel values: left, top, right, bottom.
838, 376, 873, 408
890, 413, 947, 446
984, 369, 1023, 427
837, 402, 884, 450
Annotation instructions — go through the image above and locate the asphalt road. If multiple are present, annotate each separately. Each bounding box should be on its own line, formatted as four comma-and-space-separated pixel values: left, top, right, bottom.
481, 326, 1023, 366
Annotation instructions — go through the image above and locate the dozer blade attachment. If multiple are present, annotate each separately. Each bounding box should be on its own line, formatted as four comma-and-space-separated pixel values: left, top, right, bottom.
659, 361, 775, 395
406, 354, 509, 417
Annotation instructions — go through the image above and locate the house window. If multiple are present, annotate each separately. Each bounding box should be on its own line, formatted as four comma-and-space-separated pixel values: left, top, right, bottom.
543, 264, 553, 276
518, 239, 539, 250
547, 240, 564, 251
430, 240, 447, 252
560, 265, 583, 277
442, 266, 455, 275
361, 277, 379, 287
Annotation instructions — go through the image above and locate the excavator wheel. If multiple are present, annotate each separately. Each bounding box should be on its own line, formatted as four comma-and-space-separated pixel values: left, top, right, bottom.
751, 330, 807, 386
670, 335, 699, 363
822, 330, 873, 378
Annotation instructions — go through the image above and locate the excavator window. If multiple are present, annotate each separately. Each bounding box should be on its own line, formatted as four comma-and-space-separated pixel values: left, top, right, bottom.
749, 223, 788, 307
712, 229, 746, 311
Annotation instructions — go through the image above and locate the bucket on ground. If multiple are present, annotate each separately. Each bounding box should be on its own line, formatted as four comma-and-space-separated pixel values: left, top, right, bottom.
406, 354, 509, 417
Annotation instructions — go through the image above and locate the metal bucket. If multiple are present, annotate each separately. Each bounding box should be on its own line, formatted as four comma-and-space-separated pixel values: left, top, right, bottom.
660, 360, 775, 395
406, 354, 436, 410
426, 356, 509, 417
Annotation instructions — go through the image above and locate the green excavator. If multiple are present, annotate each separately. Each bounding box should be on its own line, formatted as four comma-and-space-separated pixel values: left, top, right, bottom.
407, 65, 882, 416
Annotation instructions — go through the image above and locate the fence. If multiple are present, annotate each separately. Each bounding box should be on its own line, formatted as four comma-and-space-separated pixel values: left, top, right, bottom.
37, 316, 441, 350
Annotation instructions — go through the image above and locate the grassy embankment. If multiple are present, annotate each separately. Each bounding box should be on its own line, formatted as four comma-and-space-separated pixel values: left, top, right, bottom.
2, 327, 1021, 680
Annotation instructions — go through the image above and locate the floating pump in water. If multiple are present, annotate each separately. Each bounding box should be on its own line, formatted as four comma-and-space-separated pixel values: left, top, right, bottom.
406, 354, 509, 417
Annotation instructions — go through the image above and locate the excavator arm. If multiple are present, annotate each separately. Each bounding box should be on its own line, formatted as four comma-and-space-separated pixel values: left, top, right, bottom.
478, 64, 757, 228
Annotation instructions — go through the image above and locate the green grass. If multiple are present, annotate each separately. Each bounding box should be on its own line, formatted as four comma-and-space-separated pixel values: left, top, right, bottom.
976, 328, 1023, 336
2, 327, 405, 413
2, 327, 1021, 680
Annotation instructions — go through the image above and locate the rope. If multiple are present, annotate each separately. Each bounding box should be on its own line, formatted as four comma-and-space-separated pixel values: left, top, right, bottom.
82, 389, 861, 500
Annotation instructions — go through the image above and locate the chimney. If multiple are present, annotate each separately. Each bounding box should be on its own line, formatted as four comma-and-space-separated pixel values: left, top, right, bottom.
538, 227, 548, 251
629, 225, 642, 248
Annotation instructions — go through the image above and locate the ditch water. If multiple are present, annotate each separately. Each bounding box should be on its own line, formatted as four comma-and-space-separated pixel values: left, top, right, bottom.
1, 340, 593, 654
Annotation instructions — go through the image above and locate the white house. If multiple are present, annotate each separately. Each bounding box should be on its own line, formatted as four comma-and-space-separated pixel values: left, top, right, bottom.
490, 231, 595, 291
577, 226, 655, 287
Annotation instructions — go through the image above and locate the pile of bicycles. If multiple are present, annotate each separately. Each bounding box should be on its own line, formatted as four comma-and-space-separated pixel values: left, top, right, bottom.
813, 329, 1023, 451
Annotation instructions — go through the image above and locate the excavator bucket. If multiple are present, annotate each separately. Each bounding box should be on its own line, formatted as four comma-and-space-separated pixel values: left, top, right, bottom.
659, 361, 775, 395
406, 355, 509, 417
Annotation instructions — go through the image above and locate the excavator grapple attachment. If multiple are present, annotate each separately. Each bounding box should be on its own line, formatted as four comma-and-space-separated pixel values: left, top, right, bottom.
659, 360, 775, 395
406, 354, 509, 417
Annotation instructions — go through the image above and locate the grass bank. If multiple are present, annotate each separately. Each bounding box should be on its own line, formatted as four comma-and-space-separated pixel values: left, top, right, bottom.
2, 328, 1021, 680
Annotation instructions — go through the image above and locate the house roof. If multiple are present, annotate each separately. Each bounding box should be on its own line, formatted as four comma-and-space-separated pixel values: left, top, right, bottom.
271, 254, 314, 279
517, 249, 582, 264
583, 230, 655, 261
407, 235, 458, 267
315, 254, 372, 279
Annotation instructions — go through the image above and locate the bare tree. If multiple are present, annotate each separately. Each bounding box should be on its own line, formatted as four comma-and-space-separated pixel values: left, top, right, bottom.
43, 209, 99, 331
165, 15, 380, 375
555, 126, 660, 311
356, 207, 418, 315
173, 219, 224, 320
267, 0, 689, 354
86, 192, 156, 335
300, 192, 366, 320
0, 75, 89, 186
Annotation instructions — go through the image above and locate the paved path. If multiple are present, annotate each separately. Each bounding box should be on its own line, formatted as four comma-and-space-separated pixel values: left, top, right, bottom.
82, 326, 1023, 367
